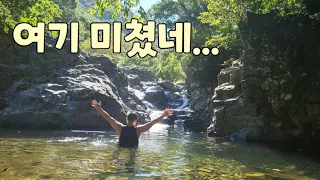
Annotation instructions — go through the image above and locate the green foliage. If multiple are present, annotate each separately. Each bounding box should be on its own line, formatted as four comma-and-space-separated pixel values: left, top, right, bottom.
147, 0, 311, 85
53, 0, 77, 22
0, 1, 15, 33
149, 0, 232, 85
92, 0, 139, 18
80, 38, 119, 60
0, 0, 186, 82
53, 0, 108, 42
150, 0, 207, 25
0, 0, 61, 33
199, 0, 306, 49
156, 52, 186, 82
116, 42, 187, 82
80, 35, 186, 82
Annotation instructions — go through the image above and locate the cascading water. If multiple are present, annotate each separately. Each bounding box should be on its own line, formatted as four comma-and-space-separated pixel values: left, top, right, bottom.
120, 66, 193, 126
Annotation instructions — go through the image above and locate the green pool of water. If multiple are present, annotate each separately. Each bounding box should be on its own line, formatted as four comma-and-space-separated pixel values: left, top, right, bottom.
0, 124, 319, 179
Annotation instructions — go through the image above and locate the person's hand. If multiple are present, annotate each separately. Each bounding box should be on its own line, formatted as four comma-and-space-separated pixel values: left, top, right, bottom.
91, 100, 102, 110
163, 108, 173, 117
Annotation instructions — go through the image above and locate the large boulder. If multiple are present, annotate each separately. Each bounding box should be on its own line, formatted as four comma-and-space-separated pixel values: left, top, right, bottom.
120, 67, 172, 110
207, 61, 247, 138
144, 85, 167, 109
120, 66, 156, 82
0, 59, 129, 129
237, 11, 320, 144
230, 60, 243, 85
209, 11, 320, 148
184, 83, 214, 131
127, 74, 141, 86
214, 83, 242, 100
0, 35, 150, 129
217, 60, 243, 86
157, 80, 179, 92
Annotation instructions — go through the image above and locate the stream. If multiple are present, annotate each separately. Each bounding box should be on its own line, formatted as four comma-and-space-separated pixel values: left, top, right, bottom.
1, 126, 320, 179
1, 69, 320, 179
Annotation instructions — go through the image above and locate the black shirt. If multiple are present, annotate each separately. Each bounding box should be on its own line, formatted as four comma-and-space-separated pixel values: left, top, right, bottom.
118, 125, 139, 147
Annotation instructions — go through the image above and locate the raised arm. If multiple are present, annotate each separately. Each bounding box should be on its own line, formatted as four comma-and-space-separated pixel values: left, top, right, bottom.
136, 108, 173, 136
91, 100, 123, 135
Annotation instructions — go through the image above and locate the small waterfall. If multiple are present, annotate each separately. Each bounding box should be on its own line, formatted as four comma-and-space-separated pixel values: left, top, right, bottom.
120, 66, 191, 125
176, 94, 189, 110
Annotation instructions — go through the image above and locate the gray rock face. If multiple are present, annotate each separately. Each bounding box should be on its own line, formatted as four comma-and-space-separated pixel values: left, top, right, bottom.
233, 11, 320, 144
157, 80, 179, 92
235, 11, 320, 144
120, 67, 168, 110
127, 74, 141, 86
120, 66, 191, 125
209, 11, 320, 147
217, 61, 243, 86
207, 60, 260, 140
0, 34, 191, 130
120, 66, 156, 82
144, 85, 167, 109
208, 59, 286, 142
206, 61, 245, 137
0, 35, 150, 130
184, 83, 214, 131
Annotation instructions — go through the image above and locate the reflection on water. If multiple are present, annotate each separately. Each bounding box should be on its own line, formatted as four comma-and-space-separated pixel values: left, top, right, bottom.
0, 124, 320, 179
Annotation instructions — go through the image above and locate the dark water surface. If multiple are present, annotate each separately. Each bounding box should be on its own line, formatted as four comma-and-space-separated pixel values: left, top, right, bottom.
0, 124, 319, 179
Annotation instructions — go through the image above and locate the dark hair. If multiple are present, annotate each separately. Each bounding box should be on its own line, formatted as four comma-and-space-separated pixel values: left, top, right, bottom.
127, 112, 138, 122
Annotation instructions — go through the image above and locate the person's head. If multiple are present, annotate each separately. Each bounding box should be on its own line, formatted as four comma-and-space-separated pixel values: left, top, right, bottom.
126, 112, 138, 126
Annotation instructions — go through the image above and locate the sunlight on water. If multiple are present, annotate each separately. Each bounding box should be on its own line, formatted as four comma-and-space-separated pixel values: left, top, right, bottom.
50, 137, 88, 142
149, 111, 164, 119
0, 125, 320, 179
149, 123, 169, 133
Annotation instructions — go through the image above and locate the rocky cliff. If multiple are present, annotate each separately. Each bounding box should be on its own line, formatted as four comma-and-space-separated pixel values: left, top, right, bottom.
0, 34, 192, 130
0, 35, 152, 130
207, 11, 320, 148
183, 83, 214, 132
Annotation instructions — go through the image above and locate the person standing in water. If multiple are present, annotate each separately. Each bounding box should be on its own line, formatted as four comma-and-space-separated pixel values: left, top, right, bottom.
91, 100, 173, 147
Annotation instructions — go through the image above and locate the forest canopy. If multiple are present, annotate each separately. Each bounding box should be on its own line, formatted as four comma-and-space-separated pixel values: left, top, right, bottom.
1, 0, 319, 83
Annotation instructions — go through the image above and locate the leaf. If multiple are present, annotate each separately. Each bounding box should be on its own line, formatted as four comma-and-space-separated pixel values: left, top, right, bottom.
89, 8, 96, 15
